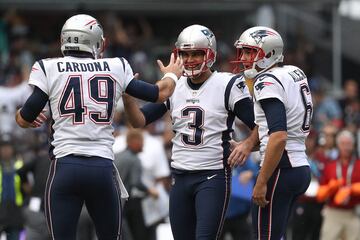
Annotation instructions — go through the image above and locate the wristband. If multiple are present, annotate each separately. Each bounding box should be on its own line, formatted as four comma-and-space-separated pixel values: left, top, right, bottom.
162, 72, 178, 82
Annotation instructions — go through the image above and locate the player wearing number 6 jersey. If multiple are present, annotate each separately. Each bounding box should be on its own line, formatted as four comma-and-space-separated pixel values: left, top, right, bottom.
15, 14, 183, 240
122, 24, 257, 240
230, 26, 313, 239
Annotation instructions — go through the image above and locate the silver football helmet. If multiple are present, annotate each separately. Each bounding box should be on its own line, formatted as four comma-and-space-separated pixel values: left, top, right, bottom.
174, 24, 216, 78
232, 26, 284, 78
61, 14, 105, 59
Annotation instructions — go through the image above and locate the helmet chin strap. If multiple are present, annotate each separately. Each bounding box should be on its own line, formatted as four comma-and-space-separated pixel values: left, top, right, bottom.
244, 53, 261, 79
184, 61, 206, 78
244, 69, 258, 79
245, 54, 284, 79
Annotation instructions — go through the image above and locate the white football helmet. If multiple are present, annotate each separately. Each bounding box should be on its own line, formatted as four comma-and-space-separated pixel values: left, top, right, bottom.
174, 24, 216, 78
232, 26, 284, 78
61, 14, 105, 59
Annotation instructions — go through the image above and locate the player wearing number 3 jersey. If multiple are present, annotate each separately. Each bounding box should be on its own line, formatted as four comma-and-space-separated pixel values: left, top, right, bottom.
231, 26, 313, 239
122, 24, 257, 240
15, 14, 183, 240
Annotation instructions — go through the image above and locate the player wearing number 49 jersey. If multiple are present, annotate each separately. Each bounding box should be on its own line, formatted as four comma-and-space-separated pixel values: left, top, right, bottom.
15, 14, 183, 240
231, 26, 312, 240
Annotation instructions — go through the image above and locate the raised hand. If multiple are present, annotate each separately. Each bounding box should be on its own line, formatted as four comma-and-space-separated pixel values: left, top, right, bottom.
157, 53, 184, 79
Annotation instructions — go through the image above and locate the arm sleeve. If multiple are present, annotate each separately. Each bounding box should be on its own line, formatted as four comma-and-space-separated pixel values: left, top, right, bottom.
20, 86, 49, 122
125, 79, 159, 103
259, 98, 287, 134
233, 98, 256, 130
140, 102, 168, 125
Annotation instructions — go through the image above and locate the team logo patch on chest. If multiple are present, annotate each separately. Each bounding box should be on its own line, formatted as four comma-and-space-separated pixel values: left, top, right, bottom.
186, 98, 200, 104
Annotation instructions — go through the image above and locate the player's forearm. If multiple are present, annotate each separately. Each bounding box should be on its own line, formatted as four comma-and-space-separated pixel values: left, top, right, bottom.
15, 109, 32, 128
246, 125, 260, 151
122, 94, 146, 128
257, 131, 287, 185
156, 74, 177, 103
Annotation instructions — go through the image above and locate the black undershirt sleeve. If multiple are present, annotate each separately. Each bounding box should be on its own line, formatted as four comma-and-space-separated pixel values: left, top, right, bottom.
233, 98, 256, 130
140, 103, 168, 125
259, 98, 287, 134
125, 79, 159, 103
20, 86, 49, 122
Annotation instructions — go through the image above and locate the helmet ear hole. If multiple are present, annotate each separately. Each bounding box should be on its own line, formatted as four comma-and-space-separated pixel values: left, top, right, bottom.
265, 51, 272, 59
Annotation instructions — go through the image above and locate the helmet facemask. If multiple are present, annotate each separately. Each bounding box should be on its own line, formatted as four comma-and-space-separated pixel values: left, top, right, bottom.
230, 43, 265, 75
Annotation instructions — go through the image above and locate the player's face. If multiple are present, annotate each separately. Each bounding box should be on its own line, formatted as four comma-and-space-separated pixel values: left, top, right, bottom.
240, 47, 258, 68
231, 46, 262, 74
179, 50, 206, 71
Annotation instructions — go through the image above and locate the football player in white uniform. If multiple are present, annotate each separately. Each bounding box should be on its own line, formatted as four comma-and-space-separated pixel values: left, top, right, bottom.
122, 24, 257, 240
231, 26, 312, 240
15, 14, 183, 240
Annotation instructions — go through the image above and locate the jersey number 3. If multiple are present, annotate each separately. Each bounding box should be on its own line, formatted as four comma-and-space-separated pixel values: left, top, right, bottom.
59, 75, 115, 124
181, 107, 204, 146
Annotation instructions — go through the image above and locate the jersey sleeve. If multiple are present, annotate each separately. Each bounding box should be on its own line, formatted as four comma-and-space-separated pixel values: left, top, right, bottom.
28, 61, 49, 95
118, 57, 134, 92
254, 75, 285, 103
227, 75, 251, 111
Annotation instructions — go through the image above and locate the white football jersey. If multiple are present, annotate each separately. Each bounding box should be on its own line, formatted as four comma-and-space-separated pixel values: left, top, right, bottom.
0, 82, 32, 135
168, 71, 251, 170
253, 65, 313, 167
28, 56, 134, 160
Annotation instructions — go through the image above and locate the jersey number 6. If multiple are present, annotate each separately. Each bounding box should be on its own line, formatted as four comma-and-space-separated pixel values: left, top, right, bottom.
300, 83, 313, 132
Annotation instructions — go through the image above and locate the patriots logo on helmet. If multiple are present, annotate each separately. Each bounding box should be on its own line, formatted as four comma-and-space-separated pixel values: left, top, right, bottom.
201, 29, 214, 44
250, 30, 277, 44
255, 81, 274, 91
201, 29, 214, 38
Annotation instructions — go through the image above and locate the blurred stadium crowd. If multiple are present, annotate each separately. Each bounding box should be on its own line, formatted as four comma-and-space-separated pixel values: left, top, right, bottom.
0, 6, 359, 240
